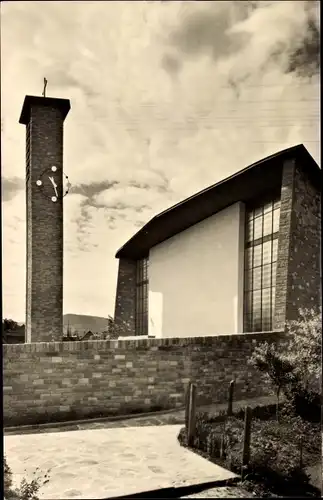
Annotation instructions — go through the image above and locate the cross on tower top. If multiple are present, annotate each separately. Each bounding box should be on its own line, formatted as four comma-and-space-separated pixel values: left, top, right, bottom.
42, 78, 48, 98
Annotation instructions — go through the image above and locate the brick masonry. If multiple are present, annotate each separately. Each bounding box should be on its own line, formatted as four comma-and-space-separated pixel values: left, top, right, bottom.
275, 159, 295, 330
286, 162, 321, 320
3, 332, 285, 426
114, 258, 136, 335
21, 98, 70, 343
275, 158, 321, 329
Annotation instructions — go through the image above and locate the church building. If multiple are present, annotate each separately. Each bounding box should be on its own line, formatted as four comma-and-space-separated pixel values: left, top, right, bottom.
114, 144, 321, 338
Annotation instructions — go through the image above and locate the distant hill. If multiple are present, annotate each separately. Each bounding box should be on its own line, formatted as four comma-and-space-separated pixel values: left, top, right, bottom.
63, 314, 113, 335
3, 314, 114, 343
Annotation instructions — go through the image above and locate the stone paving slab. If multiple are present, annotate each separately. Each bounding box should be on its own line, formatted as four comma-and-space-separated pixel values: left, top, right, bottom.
4, 425, 237, 499
181, 485, 252, 498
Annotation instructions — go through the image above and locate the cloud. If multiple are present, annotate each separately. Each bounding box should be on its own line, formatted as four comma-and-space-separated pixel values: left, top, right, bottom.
225, 0, 320, 80
2, 0, 320, 321
285, 6, 320, 77
2, 177, 24, 202
2, 191, 26, 322
162, 1, 320, 86
161, 53, 182, 77
71, 181, 119, 201
93, 184, 170, 214
165, 2, 250, 62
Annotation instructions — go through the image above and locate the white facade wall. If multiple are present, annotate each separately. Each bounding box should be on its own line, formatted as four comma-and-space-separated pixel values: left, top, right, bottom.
148, 202, 245, 337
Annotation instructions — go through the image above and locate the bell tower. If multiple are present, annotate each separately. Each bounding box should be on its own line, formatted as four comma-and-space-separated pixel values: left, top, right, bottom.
19, 95, 71, 342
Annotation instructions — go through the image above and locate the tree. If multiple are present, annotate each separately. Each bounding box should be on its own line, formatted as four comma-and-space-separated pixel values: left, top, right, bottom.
3, 319, 19, 332
285, 308, 321, 394
283, 308, 321, 420
249, 308, 321, 420
249, 341, 296, 421
2, 319, 25, 343
107, 315, 114, 331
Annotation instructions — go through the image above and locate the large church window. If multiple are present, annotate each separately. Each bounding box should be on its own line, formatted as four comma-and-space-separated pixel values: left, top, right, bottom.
244, 198, 280, 332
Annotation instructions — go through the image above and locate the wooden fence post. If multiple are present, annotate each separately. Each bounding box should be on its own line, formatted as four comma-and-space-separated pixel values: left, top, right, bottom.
187, 383, 197, 447
185, 381, 191, 430
227, 380, 235, 416
299, 436, 303, 468
242, 406, 252, 467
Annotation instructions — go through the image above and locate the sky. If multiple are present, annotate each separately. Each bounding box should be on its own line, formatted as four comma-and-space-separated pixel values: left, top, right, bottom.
1, 0, 320, 322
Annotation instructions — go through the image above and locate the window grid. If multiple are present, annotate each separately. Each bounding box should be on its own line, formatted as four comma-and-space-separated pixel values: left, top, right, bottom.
135, 258, 149, 335
243, 199, 280, 332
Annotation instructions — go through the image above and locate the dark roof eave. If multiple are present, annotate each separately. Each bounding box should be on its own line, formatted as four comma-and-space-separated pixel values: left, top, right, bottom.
115, 144, 320, 260
19, 95, 71, 125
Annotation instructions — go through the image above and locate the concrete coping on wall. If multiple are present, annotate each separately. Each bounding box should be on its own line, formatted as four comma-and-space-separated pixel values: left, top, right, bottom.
2, 330, 285, 353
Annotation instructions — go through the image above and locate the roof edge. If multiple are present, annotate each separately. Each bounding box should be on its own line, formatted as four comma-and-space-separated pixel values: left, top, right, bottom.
19, 95, 71, 125
115, 144, 319, 259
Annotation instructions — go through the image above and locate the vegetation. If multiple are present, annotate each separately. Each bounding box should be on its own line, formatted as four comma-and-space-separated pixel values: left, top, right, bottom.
249, 307, 321, 422
285, 308, 321, 392
3, 319, 20, 331
3, 315, 140, 343
4, 456, 50, 500
249, 341, 295, 421
178, 308, 322, 497
179, 402, 320, 497
62, 315, 117, 341
2, 315, 118, 343
2, 319, 25, 343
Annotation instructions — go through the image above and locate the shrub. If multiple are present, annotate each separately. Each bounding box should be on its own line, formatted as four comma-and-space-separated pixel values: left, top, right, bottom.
4, 456, 13, 492
4, 456, 50, 500
284, 385, 321, 422
248, 341, 296, 420
250, 419, 302, 476
177, 426, 188, 447
178, 404, 320, 496
249, 308, 321, 421
286, 308, 321, 394
193, 412, 245, 463
194, 412, 215, 453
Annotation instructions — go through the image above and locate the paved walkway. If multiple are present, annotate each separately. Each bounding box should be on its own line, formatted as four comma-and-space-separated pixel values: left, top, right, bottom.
5, 397, 276, 498
5, 425, 240, 499
182, 485, 252, 498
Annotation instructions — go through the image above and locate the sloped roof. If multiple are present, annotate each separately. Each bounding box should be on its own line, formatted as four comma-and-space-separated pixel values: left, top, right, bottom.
116, 144, 320, 260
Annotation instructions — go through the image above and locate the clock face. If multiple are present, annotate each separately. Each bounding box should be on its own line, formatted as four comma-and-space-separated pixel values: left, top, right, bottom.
35, 166, 71, 202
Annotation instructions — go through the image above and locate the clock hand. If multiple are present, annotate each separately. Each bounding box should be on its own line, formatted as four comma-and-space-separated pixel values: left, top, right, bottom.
48, 176, 57, 188
48, 176, 58, 197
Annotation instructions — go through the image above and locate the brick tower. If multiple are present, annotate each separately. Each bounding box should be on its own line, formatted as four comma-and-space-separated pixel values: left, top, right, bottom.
19, 96, 71, 343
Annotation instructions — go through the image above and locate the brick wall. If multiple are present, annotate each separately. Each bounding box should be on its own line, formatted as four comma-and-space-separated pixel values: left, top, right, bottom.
275, 158, 321, 329
275, 159, 295, 330
286, 164, 321, 320
114, 258, 136, 335
3, 332, 284, 426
